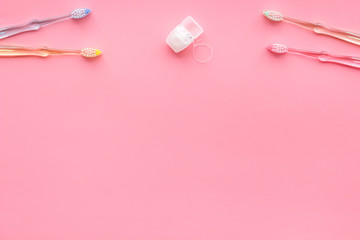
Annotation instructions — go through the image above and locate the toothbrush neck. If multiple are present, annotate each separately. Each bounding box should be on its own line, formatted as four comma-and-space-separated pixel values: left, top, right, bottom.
283, 16, 317, 30
39, 14, 72, 27
44, 48, 81, 55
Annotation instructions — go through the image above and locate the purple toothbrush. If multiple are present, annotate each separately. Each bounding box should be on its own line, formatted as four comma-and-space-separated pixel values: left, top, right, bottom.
0, 8, 91, 39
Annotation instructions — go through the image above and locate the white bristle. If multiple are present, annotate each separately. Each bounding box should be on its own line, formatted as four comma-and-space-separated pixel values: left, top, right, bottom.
71, 8, 91, 19
263, 10, 284, 22
267, 44, 288, 54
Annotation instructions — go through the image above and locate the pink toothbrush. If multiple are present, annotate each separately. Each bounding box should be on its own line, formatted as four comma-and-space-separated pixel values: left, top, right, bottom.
267, 43, 360, 69
263, 10, 360, 46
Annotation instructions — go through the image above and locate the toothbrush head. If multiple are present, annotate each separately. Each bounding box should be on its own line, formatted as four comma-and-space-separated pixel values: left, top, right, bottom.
81, 48, 102, 58
267, 44, 288, 54
263, 10, 283, 22
71, 8, 92, 19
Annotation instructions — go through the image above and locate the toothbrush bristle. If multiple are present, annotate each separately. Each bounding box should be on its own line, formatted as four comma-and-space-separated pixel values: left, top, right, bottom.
267, 44, 288, 54
263, 10, 283, 22
81, 48, 102, 58
71, 8, 91, 19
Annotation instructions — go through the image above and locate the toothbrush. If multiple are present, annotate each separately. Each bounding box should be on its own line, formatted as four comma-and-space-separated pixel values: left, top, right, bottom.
263, 10, 360, 46
0, 45, 102, 58
267, 43, 360, 69
0, 8, 91, 39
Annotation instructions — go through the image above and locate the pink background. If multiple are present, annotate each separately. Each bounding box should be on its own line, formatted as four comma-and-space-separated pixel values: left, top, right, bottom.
1, 0, 360, 239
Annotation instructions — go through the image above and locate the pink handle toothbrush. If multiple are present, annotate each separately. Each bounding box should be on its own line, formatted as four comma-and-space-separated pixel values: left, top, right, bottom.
267, 43, 360, 69
0, 8, 91, 39
263, 10, 360, 46
0, 45, 102, 58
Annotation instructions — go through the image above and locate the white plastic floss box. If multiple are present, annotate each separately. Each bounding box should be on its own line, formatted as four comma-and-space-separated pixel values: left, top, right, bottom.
166, 16, 204, 53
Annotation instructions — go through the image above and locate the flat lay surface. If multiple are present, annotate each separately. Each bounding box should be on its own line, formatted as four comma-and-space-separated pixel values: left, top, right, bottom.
1, 0, 360, 239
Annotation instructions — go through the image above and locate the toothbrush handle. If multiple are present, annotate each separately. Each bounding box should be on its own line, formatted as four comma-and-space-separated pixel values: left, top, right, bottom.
313, 25, 360, 45
0, 15, 70, 40
318, 55, 360, 69
284, 17, 360, 46
289, 48, 360, 61
0, 46, 50, 57
0, 20, 41, 39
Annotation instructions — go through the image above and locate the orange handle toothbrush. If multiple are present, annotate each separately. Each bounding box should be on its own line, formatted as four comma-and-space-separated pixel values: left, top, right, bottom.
0, 45, 102, 58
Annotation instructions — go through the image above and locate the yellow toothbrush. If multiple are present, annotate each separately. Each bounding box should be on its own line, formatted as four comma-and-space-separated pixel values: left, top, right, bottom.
0, 45, 102, 58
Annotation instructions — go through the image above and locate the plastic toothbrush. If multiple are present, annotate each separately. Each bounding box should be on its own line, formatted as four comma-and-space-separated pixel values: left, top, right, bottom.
0, 8, 91, 39
263, 10, 360, 46
267, 43, 360, 69
0, 45, 102, 58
